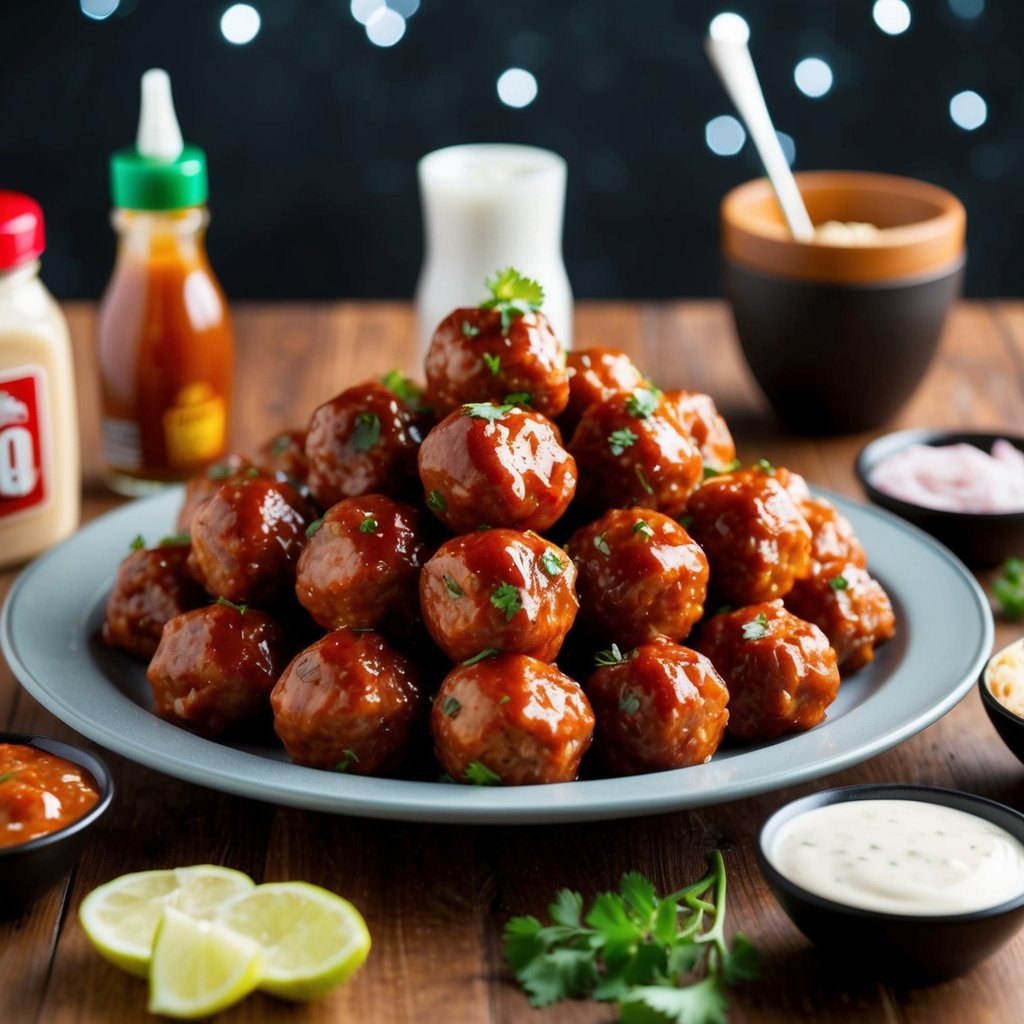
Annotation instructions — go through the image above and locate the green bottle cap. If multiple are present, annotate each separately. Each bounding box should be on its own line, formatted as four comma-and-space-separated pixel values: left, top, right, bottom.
110, 69, 208, 211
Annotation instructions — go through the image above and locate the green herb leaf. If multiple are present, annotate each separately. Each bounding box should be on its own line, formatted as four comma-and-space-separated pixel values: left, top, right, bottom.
353, 411, 381, 453
626, 386, 661, 420
742, 612, 769, 641
443, 573, 465, 599
541, 549, 566, 577
333, 749, 359, 773
0, 771, 17, 784
428, 489, 447, 513
482, 352, 501, 375
609, 427, 639, 456
461, 320, 481, 338
380, 369, 428, 412
358, 516, 378, 534
828, 574, 849, 591
619, 690, 641, 714
755, 458, 776, 475
462, 647, 499, 666
465, 760, 502, 786
480, 267, 545, 331
208, 463, 235, 480
441, 696, 462, 718
703, 458, 742, 480
994, 557, 1024, 619
215, 596, 249, 615
593, 532, 611, 556
158, 533, 191, 547
504, 392, 532, 406
634, 464, 654, 495
595, 643, 628, 667
463, 401, 513, 421
490, 582, 523, 621
130, 534, 146, 551
306, 517, 324, 538
632, 519, 655, 542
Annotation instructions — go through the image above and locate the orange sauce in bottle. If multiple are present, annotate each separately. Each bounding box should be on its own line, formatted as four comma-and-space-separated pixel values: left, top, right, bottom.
98, 206, 233, 494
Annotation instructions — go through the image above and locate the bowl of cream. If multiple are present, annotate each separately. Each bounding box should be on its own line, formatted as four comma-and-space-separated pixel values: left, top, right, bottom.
757, 783, 1024, 982
981, 637, 1024, 767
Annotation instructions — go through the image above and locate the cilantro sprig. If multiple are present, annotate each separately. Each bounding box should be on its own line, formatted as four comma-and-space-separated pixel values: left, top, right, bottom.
504, 852, 758, 1019
480, 267, 545, 331
995, 557, 1024, 619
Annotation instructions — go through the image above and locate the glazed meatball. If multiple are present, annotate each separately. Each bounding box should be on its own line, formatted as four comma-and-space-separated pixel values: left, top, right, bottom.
798, 496, 867, 576
430, 654, 594, 785
685, 464, 812, 605
785, 563, 896, 675
420, 529, 578, 663
585, 636, 729, 775
102, 540, 207, 660
305, 381, 423, 508
253, 427, 309, 484
147, 603, 288, 737
175, 455, 253, 533
295, 495, 427, 631
424, 307, 569, 420
271, 629, 422, 775
568, 386, 703, 516
562, 347, 645, 433
418, 403, 577, 534
188, 472, 312, 605
665, 390, 737, 473
567, 508, 709, 648
694, 600, 840, 740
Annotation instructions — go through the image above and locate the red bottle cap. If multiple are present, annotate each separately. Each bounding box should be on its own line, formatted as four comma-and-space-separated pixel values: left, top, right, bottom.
0, 191, 46, 270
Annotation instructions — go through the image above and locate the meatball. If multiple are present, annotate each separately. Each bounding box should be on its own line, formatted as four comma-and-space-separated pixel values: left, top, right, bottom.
430, 654, 594, 785
147, 603, 288, 737
685, 464, 812, 605
305, 381, 423, 508
785, 563, 896, 675
797, 496, 867, 576
175, 454, 253, 534
665, 390, 737, 473
585, 636, 729, 775
424, 307, 569, 420
568, 386, 703, 516
418, 403, 577, 534
252, 427, 309, 484
694, 600, 839, 740
567, 508, 709, 648
102, 539, 207, 660
419, 529, 578, 663
295, 494, 427, 631
271, 629, 422, 775
562, 347, 645, 433
187, 472, 312, 605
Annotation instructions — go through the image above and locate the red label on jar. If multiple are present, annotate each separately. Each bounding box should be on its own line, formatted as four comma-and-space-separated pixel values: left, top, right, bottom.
0, 368, 48, 518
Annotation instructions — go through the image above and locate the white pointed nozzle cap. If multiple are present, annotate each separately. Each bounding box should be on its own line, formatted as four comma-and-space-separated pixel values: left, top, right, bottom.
136, 68, 184, 161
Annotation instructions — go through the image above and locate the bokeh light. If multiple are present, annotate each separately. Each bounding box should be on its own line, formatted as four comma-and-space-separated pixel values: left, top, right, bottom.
366, 7, 406, 46
794, 57, 833, 98
80, 0, 120, 19
873, 0, 912, 35
777, 131, 797, 166
351, 0, 383, 25
220, 4, 261, 45
496, 68, 538, 108
705, 115, 746, 156
948, 0, 985, 19
387, 0, 420, 16
708, 12, 751, 45
950, 90, 987, 130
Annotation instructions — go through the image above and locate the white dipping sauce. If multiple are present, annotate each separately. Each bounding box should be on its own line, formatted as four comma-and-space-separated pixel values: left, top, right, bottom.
769, 799, 1024, 915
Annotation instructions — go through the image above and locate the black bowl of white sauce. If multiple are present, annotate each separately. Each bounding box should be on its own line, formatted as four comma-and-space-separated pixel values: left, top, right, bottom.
757, 784, 1024, 983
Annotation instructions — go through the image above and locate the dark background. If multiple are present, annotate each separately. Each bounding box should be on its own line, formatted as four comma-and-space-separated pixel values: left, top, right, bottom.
3, 0, 1021, 301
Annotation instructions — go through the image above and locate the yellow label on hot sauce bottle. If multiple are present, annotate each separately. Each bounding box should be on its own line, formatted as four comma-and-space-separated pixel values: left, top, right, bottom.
162, 382, 226, 467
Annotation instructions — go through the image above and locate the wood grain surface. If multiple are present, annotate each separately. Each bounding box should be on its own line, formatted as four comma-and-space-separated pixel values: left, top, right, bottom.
2, 300, 1023, 1023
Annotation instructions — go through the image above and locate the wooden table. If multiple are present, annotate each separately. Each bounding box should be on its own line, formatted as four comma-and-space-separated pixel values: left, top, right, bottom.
3, 300, 1024, 1023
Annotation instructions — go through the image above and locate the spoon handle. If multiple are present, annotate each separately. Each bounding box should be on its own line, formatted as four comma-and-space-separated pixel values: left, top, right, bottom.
705, 36, 815, 242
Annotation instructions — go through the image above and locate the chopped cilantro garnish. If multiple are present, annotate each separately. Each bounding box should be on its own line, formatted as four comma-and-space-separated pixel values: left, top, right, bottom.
0, 771, 17, 784
158, 533, 191, 547
608, 427, 638, 456
619, 690, 641, 714
755, 458, 776, 475
490, 582, 523, 621
130, 534, 146, 551
358, 516, 378, 534
462, 647, 499, 666
306, 517, 324, 538
632, 520, 655, 542
461, 320, 481, 338
742, 612, 769, 640
540, 549, 566, 577
480, 267, 545, 331
216, 596, 249, 615
465, 760, 502, 786
482, 352, 501, 375
443, 573, 465, 599
441, 696, 462, 718
463, 401, 512, 421
333, 749, 359, 773
634, 464, 654, 495
626, 386, 661, 420
428, 490, 447, 513
593, 532, 611, 556
353, 411, 381, 452
828, 574, 849, 591
504, 392, 532, 406
594, 643, 628, 666
380, 369, 428, 412
994, 557, 1024, 619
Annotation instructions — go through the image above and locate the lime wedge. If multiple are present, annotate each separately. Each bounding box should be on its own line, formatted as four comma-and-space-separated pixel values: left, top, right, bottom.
79, 865, 255, 977
216, 881, 372, 1000
147, 906, 264, 1019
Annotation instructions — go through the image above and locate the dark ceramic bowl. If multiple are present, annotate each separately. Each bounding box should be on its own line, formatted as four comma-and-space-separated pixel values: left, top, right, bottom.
721, 171, 965, 435
0, 732, 114, 917
980, 638, 1024, 767
855, 428, 1024, 568
757, 784, 1024, 984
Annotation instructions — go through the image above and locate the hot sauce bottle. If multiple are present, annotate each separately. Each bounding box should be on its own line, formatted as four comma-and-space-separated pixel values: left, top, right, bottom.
98, 68, 233, 495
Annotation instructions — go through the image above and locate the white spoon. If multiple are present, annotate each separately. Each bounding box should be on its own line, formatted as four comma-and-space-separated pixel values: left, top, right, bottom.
705, 14, 815, 242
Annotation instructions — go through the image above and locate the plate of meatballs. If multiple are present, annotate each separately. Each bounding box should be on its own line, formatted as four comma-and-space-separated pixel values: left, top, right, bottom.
0, 272, 994, 823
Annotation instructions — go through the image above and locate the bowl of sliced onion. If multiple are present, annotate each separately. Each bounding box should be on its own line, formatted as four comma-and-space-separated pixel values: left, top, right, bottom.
855, 429, 1024, 567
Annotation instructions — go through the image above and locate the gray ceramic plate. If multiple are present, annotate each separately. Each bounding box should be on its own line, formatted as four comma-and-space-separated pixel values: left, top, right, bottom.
1, 488, 993, 824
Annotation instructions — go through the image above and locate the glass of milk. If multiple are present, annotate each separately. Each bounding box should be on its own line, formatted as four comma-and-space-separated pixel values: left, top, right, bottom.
415, 143, 573, 355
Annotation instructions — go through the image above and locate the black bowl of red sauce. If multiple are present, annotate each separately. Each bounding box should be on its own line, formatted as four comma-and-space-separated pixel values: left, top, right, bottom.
0, 732, 114, 917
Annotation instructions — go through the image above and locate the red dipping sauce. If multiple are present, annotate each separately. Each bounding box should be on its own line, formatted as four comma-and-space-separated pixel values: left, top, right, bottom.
0, 743, 101, 849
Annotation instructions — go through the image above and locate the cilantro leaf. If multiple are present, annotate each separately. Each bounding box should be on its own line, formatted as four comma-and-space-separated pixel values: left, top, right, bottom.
380, 369, 429, 413
461, 320, 481, 338
742, 613, 769, 641
427, 489, 447, 513
462, 647, 499, 666
215, 596, 248, 615
333, 749, 359, 773
594, 532, 611, 556
130, 534, 146, 551
755, 458, 776, 475
595, 643, 628, 667
482, 352, 501, 375
464, 760, 502, 786
619, 691, 641, 714
490, 582, 523, 621
306, 517, 324, 538
353, 411, 381, 452
541, 549, 566, 577
158, 533, 191, 547
443, 573, 464, 599
632, 519, 655, 542
994, 557, 1024, 618
358, 516, 378, 534
618, 977, 730, 1024
635, 464, 655, 495
480, 267, 545, 330
440, 696, 461, 718
609, 427, 639, 456
626, 386, 662, 420
828, 574, 849, 591
463, 401, 513, 421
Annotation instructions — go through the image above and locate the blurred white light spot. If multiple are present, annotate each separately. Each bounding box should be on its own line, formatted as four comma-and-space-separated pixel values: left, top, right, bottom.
80, 0, 120, 19
497, 68, 538, 109
351, 0, 383, 24
794, 57, 833, 98
950, 90, 987, 130
366, 7, 405, 46
777, 131, 796, 166
705, 115, 746, 155
708, 12, 750, 45
873, 0, 912, 35
386, 0, 420, 16
220, 4, 260, 45
949, 0, 984, 18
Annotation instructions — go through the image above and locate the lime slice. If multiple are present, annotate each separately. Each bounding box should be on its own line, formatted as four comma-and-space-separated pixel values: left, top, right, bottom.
79, 865, 255, 977
147, 905, 264, 1019
216, 882, 372, 1000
